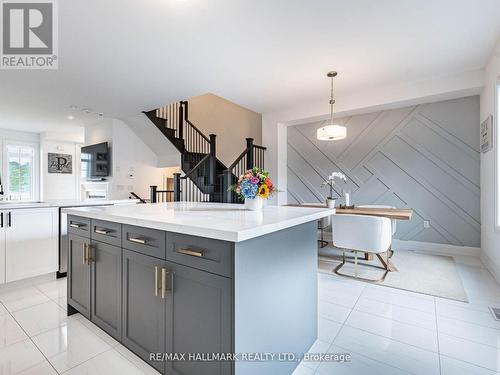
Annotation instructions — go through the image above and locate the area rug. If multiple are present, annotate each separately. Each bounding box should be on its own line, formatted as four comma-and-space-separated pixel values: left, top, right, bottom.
318, 248, 468, 302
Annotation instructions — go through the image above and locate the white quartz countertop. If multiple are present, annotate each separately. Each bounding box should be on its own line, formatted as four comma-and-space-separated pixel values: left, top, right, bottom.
0, 199, 138, 210
62, 202, 334, 242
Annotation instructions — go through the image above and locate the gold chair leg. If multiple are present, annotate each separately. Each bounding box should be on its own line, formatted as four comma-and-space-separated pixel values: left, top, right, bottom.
333, 261, 389, 283
333, 247, 395, 283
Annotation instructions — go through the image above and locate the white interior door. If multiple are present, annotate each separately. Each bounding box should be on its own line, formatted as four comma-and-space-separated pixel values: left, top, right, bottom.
5, 207, 58, 282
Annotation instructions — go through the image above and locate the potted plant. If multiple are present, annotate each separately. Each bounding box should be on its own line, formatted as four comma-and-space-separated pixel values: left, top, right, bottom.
230, 167, 277, 211
321, 171, 347, 207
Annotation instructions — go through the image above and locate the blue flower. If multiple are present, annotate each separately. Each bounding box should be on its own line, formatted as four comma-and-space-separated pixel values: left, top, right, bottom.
240, 179, 258, 200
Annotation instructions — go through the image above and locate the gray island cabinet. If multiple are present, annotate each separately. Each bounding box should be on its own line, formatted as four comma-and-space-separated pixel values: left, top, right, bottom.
64, 202, 333, 375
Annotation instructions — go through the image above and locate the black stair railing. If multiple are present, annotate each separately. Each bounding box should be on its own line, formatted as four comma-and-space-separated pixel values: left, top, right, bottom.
146, 100, 265, 203
149, 186, 175, 203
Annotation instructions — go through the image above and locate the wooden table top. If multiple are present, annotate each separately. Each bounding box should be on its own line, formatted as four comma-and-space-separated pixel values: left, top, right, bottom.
286, 204, 413, 220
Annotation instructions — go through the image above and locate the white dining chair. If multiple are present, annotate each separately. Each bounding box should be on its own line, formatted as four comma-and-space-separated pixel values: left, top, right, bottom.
358, 204, 396, 258
332, 214, 393, 282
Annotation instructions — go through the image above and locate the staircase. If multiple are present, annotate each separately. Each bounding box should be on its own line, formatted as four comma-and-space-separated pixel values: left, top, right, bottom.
144, 101, 266, 203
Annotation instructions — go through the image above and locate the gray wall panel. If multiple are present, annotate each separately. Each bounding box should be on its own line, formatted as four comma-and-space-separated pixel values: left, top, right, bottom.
287, 95, 480, 247
402, 119, 480, 187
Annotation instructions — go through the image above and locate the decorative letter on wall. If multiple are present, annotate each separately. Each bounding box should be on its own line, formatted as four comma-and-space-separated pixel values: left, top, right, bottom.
48, 153, 72, 174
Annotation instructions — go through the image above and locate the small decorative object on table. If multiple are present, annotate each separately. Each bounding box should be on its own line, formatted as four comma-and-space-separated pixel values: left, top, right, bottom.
230, 167, 277, 211
338, 204, 355, 209
321, 171, 347, 207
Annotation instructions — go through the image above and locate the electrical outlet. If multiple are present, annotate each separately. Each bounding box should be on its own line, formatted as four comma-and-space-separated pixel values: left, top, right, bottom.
423, 220, 430, 229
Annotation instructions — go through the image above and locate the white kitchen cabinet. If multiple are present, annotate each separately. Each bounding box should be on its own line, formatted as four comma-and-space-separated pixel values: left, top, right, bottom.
2, 207, 58, 283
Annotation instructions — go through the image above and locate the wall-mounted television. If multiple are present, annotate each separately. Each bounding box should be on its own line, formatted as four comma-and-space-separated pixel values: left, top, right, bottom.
81, 142, 109, 180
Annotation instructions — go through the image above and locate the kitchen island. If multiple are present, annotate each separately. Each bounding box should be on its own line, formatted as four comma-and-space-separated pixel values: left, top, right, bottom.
62, 202, 333, 375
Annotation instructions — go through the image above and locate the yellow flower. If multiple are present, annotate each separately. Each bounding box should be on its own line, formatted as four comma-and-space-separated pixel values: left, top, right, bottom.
258, 184, 270, 198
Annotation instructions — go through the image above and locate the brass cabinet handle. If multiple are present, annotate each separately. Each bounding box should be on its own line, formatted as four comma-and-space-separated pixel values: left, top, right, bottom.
128, 236, 147, 245
95, 228, 111, 235
82, 243, 87, 265
177, 248, 204, 258
86, 245, 93, 264
154, 266, 159, 297
70, 223, 84, 228
161, 268, 170, 298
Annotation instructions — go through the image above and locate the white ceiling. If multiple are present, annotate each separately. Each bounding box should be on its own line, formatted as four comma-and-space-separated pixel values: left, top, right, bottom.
0, 0, 499, 133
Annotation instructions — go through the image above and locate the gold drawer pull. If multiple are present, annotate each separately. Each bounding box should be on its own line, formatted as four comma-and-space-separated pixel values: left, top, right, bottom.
95, 228, 111, 235
128, 236, 147, 245
86, 245, 93, 264
71, 223, 85, 228
177, 248, 204, 258
161, 268, 170, 299
82, 243, 87, 265
154, 266, 159, 297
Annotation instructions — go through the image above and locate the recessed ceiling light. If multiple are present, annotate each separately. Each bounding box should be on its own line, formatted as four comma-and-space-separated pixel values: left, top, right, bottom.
67, 115, 75, 120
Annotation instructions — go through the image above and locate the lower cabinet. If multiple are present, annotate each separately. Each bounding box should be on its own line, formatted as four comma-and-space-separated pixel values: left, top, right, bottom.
68, 234, 122, 340
122, 249, 166, 373
122, 249, 233, 375
91, 241, 122, 340
68, 234, 91, 319
165, 261, 232, 375
5, 208, 58, 282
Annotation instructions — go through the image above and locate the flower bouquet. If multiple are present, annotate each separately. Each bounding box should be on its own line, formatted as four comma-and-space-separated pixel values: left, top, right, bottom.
229, 167, 277, 210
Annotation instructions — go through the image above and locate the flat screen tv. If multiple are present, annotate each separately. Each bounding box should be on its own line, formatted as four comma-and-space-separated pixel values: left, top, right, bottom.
81, 142, 109, 179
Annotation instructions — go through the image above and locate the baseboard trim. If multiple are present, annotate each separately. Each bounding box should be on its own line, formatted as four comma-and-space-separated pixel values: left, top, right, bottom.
319, 231, 480, 257
481, 251, 500, 285
392, 239, 480, 257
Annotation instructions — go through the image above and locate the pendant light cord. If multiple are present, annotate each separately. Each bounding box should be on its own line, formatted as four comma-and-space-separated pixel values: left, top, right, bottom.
329, 75, 335, 122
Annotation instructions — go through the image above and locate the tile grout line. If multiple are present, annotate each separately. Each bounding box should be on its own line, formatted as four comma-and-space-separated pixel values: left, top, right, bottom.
5, 281, 121, 375
439, 353, 500, 373
313, 282, 366, 374
113, 345, 158, 375
341, 321, 439, 355
433, 297, 442, 375
2, 279, 105, 375
334, 280, 440, 374
318, 281, 420, 375
7, 302, 61, 375
2, 285, 58, 314
58, 347, 116, 374
3, 279, 149, 375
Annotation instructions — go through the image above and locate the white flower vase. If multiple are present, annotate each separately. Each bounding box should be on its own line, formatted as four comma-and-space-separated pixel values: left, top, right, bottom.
326, 198, 336, 208
244, 197, 264, 211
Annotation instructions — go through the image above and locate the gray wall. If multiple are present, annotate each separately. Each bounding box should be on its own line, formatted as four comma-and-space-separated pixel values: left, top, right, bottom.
287, 96, 480, 247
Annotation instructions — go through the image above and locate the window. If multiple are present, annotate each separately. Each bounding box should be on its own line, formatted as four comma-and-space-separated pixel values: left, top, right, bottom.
5, 144, 36, 201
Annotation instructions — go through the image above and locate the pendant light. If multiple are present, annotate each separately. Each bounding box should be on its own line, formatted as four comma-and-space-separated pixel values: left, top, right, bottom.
316, 71, 347, 141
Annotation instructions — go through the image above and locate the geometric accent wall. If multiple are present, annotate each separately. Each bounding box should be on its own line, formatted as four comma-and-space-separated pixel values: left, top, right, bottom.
287, 96, 480, 247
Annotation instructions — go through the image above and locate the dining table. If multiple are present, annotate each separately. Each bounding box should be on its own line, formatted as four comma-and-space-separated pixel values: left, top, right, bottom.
287, 203, 413, 220
286, 203, 414, 271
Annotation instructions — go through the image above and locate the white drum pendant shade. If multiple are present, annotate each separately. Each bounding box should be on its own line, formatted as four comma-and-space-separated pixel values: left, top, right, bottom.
317, 124, 347, 141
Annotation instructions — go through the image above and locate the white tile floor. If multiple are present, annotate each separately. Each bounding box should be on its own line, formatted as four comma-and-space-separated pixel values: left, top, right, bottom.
0, 253, 499, 374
